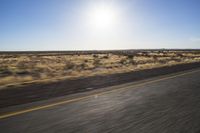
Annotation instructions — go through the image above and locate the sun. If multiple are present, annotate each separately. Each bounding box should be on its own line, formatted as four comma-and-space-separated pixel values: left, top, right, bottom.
89, 6, 117, 30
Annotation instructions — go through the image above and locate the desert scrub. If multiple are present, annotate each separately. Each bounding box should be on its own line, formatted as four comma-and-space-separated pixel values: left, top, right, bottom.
119, 58, 127, 65
0, 51, 200, 87
0, 67, 13, 77
93, 58, 101, 67
64, 61, 76, 70
101, 54, 109, 59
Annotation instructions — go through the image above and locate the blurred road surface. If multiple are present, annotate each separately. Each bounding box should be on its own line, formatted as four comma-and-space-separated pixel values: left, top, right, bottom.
0, 68, 200, 133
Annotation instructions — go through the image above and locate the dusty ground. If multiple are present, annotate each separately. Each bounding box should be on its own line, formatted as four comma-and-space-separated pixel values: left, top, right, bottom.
0, 50, 200, 88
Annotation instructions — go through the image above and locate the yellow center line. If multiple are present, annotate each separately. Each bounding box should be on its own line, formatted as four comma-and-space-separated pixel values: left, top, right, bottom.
0, 69, 200, 119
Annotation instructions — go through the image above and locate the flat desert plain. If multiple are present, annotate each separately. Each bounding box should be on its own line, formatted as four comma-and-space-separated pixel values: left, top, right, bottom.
0, 50, 200, 88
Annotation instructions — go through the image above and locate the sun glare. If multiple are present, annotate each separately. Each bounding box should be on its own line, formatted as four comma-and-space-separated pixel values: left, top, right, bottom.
89, 6, 117, 30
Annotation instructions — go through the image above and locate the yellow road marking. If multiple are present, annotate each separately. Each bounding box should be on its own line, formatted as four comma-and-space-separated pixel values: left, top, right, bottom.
0, 69, 200, 119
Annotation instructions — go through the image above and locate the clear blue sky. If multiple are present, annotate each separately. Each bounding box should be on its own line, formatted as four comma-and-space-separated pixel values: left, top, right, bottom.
0, 0, 200, 51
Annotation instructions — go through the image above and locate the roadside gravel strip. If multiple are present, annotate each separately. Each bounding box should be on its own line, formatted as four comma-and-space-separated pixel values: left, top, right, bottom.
0, 62, 200, 108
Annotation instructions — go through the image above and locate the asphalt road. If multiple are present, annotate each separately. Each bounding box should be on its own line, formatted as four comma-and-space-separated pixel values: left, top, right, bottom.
0, 68, 200, 133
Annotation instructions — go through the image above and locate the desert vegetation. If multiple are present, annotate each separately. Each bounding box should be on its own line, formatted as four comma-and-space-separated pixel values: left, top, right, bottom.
0, 50, 200, 88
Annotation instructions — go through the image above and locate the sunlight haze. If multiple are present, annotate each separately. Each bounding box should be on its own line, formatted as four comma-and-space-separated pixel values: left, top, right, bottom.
0, 0, 200, 50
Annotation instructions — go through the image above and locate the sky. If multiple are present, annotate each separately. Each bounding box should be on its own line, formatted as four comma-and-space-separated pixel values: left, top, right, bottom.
0, 0, 200, 51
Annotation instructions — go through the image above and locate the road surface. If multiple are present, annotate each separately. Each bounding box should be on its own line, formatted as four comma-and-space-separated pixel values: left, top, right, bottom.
0, 68, 200, 133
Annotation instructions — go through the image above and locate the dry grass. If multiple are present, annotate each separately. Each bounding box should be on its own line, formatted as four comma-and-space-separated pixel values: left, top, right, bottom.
0, 50, 200, 87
